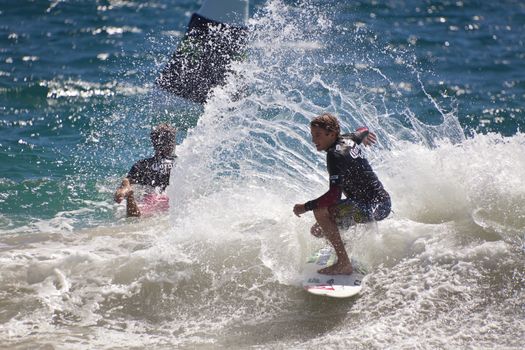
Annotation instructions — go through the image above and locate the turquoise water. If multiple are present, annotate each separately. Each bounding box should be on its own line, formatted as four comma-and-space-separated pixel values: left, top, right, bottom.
1, 1, 524, 348
1, 1, 523, 224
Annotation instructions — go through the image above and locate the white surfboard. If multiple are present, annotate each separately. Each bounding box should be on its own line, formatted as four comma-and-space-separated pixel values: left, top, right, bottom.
302, 247, 366, 298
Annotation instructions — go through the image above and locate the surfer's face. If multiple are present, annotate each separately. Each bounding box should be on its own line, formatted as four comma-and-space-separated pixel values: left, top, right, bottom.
310, 126, 337, 151
153, 138, 176, 157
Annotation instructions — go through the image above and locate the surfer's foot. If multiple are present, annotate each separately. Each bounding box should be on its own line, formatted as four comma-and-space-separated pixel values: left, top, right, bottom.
318, 262, 353, 275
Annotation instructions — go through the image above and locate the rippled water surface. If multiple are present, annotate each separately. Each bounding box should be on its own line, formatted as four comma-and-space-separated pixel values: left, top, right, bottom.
0, 1, 524, 349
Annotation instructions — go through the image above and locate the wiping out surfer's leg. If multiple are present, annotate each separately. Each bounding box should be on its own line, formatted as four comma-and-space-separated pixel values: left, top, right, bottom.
313, 207, 352, 275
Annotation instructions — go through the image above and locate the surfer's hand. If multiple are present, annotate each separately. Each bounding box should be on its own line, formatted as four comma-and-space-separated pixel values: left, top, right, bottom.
293, 204, 306, 217
362, 131, 377, 147
114, 178, 132, 203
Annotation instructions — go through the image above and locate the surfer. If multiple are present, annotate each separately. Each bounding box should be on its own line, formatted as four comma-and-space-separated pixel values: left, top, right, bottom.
293, 113, 391, 275
114, 124, 177, 217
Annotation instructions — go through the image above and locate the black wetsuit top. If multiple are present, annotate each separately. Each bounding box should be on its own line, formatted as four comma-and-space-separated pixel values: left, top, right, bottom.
304, 132, 389, 211
127, 155, 175, 191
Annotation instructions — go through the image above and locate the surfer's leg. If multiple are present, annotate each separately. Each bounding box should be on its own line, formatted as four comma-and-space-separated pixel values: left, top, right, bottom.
313, 207, 352, 275
332, 198, 370, 228
311, 204, 353, 238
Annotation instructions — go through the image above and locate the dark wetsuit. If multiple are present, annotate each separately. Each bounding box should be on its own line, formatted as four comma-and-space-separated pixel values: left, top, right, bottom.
127, 155, 176, 190
304, 131, 391, 226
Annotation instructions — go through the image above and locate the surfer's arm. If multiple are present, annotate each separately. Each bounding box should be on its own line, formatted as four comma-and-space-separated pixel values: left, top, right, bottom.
114, 178, 132, 203
304, 184, 342, 211
114, 178, 141, 217
294, 185, 341, 217
293, 186, 341, 216
348, 127, 376, 146
303, 151, 343, 211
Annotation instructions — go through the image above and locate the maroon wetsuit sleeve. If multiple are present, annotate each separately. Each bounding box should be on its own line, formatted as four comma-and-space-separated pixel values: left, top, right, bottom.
304, 184, 342, 211
304, 150, 343, 211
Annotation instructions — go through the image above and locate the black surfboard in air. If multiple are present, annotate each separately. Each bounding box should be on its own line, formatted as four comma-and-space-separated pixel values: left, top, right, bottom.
156, 4, 248, 104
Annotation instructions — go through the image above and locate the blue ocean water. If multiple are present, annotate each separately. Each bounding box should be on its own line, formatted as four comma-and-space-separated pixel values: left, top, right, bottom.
0, 1, 524, 348
1, 1, 523, 224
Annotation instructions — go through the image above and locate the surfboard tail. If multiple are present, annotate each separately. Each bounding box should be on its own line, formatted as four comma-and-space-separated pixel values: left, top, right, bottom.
156, 1, 249, 104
